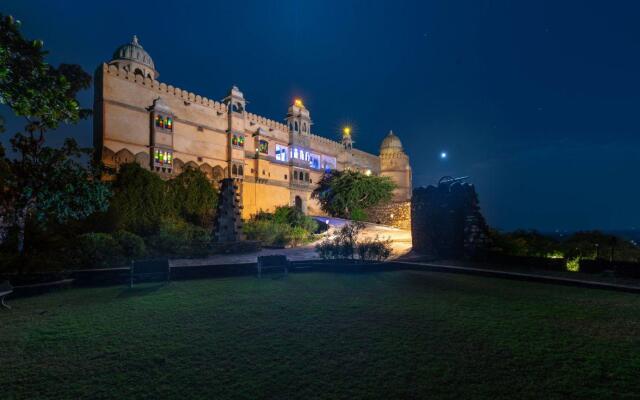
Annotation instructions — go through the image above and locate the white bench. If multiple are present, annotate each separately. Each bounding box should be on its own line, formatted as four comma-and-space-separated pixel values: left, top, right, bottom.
0, 281, 13, 310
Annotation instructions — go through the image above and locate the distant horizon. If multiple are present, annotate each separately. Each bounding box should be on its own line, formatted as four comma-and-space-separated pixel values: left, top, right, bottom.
2, 0, 639, 231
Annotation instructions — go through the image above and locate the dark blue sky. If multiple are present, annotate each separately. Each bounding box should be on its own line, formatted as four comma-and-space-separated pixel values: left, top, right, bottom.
3, 0, 640, 231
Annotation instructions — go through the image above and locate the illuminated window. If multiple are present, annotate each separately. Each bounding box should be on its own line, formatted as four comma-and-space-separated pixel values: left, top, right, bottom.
258, 140, 268, 154
275, 144, 288, 161
154, 114, 173, 132
293, 148, 299, 159
309, 153, 321, 169
231, 135, 245, 147
153, 148, 173, 168
322, 155, 337, 171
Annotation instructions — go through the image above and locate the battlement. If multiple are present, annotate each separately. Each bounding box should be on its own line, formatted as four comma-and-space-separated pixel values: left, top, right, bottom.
245, 112, 288, 132
103, 63, 227, 113
309, 133, 342, 150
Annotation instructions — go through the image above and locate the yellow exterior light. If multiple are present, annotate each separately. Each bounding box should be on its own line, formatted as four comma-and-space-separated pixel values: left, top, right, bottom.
294, 98, 304, 107
343, 127, 351, 136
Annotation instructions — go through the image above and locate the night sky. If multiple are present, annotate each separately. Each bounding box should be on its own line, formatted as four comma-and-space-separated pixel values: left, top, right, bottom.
2, 0, 639, 231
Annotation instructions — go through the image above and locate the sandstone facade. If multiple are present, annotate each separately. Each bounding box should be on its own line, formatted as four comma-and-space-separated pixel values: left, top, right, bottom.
94, 36, 412, 219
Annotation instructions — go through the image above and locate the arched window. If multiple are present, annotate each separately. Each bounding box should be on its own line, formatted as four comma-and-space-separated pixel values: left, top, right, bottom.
232, 104, 238, 113
232, 164, 238, 176
302, 123, 307, 133
293, 171, 298, 180
238, 165, 244, 176
294, 121, 298, 131
305, 172, 309, 182
134, 68, 144, 76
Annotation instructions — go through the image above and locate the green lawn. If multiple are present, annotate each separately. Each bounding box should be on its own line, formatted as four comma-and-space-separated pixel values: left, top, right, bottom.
2, 271, 640, 399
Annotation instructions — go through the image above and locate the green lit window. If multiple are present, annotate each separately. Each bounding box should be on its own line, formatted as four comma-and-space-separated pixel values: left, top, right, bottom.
153, 148, 173, 167
232, 135, 245, 147
154, 114, 173, 132
259, 140, 268, 154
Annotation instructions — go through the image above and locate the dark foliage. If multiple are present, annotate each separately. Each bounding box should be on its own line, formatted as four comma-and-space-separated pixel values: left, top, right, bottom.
312, 170, 395, 219
0, 14, 110, 258
168, 167, 218, 228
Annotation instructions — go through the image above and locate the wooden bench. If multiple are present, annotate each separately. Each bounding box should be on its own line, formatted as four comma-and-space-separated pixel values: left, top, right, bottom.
130, 259, 170, 288
0, 281, 13, 310
257, 255, 289, 278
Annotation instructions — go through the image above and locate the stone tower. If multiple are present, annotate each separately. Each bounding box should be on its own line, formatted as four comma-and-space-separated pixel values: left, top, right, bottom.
285, 99, 313, 212
212, 178, 245, 242
379, 130, 412, 201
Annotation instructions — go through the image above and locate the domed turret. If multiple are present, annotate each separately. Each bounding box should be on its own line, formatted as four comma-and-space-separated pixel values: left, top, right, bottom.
380, 130, 403, 154
109, 35, 158, 79
379, 130, 412, 201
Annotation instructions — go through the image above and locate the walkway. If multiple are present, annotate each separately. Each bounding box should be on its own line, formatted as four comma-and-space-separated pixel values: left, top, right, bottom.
172, 218, 412, 267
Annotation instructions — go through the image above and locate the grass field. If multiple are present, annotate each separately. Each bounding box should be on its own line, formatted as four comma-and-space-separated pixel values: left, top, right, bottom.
2, 271, 640, 399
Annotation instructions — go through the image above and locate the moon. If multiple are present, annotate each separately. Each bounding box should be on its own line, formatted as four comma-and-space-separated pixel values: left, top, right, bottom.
440, 152, 447, 159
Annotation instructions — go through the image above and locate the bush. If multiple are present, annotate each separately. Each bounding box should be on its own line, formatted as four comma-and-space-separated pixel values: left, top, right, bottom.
107, 163, 170, 235
75, 232, 124, 268
244, 206, 318, 247
350, 208, 368, 222
315, 238, 352, 260
243, 219, 288, 247
357, 236, 392, 262
168, 167, 218, 228
273, 206, 318, 233
146, 217, 212, 257
113, 230, 146, 260
315, 221, 392, 262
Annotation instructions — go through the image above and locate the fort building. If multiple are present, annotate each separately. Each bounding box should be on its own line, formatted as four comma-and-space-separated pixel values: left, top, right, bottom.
93, 36, 412, 220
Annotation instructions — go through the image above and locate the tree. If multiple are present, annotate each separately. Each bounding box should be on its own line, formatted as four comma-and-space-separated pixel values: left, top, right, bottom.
562, 231, 640, 262
107, 163, 168, 235
168, 167, 218, 228
312, 170, 395, 219
0, 14, 110, 254
490, 229, 559, 257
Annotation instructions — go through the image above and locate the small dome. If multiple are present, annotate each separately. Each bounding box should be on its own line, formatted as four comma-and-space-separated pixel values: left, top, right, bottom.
380, 130, 403, 152
112, 35, 155, 70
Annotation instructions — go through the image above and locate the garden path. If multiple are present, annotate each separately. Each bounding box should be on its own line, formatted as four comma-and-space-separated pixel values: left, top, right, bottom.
171, 218, 412, 267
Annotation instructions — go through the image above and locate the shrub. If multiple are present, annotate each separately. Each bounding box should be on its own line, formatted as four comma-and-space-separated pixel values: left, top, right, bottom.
357, 236, 393, 262
315, 238, 352, 260
146, 217, 212, 257
107, 163, 170, 235
75, 232, 124, 268
243, 219, 291, 247
316, 222, 366, 260
113, 230, 146, 260
244, 206, 318, 247
350, 208, 368, 222
168, 167, 218, 228
273, 206, 318, 233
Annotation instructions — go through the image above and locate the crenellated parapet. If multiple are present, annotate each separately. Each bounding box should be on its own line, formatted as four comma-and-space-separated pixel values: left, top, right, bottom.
308, 133, 343, 152
102, 63, 227, 113
245, 112, 288, 132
